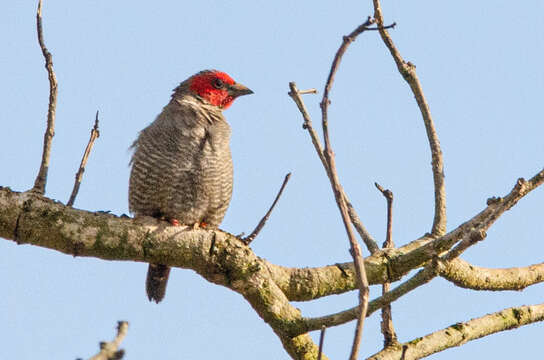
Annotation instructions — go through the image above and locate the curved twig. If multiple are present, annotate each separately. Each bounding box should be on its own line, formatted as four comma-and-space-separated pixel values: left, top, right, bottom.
373, 0, 446, 236
320, 17, 380, 360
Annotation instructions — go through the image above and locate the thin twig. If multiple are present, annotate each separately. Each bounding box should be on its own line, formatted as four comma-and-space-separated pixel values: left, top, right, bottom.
32, 0, 58, 195
317, 325, 326, 360
288, 82, 380, 254
319, 17, 377, 360
375, 182, 398, 347
373, 0, 446, 236
442, 228, 486, 261
346, 199, 380, 254
298, 88, 318, 95
242, 173, 291, 245
88, 321, 128, 360
366, 23, 397, 31
374, 183, 393, 248
67, 111, 100, 207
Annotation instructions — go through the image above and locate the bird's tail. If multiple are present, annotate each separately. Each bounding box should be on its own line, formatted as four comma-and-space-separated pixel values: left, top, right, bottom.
146, 264, 171, 303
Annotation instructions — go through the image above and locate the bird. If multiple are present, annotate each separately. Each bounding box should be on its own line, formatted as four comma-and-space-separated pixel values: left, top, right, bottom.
129, 70, 253, 303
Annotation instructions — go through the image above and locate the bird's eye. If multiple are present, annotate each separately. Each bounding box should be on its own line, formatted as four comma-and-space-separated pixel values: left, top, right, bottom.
213, 78, 224, 89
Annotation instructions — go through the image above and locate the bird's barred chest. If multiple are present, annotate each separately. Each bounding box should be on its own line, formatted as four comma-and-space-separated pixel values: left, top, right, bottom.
129, 116, 234, 227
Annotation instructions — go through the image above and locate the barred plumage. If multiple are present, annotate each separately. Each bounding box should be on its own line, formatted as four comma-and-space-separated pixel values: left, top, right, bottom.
129, 70, 252, 302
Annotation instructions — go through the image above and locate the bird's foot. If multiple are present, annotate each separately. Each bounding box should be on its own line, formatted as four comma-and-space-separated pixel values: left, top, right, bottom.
192, 221, 208, 230
168, 218, 181, 226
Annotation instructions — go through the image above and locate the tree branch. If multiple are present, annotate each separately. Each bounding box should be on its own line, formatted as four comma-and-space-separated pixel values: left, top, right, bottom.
297, 168, 544, 332
288, 82, 380, 255
367, 303, 544, 360
375, 183, 398, 347
242, 173, 291, 245
441, 258, 544, 291
3, 168, 542, 305
374, 183, 393, 248
320, 17, 380, 360
32, 0, 58, 195
1, 166, 542, 358
393, 168, 544, 277
88, 321, 128, 360
67, 111, 100, 207
300, 257, 442, 333
269, 168, 544, 305
317, 325, 326, 360
266, 257, 386, 302
372, 0, 446, 236
0, 188, 325, 360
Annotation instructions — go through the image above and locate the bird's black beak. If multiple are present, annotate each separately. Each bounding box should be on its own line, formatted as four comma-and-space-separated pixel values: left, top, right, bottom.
228, 82, 253, 97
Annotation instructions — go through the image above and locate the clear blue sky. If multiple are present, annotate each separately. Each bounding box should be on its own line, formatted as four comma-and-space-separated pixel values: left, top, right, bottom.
1, 1, 543, 359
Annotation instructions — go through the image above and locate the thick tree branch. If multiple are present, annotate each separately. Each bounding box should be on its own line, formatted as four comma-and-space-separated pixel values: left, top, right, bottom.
266, 258, 387, 302
367, 303, 544, 360
373, 0, 446, 236
300, 257, 442, 333
441, 258, 544, 291
0, 188, 324, 360
3, 168, 542, 304
32, 0, 58, 195
1, 167, 542, 358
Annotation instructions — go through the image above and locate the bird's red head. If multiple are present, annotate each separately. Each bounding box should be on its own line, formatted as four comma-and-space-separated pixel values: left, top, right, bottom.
189, 70, 253, 109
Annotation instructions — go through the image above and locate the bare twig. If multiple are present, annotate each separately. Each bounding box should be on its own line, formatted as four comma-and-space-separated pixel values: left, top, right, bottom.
242, 173, 291, 245
317, 325, 326, 360
346, 200, 380, 254
442, 228, 486, 261
288, 83, 327, 157
373, 0, 446, 236
374, 183, 393, 248
319, 17, 379, 360
88, 321, 128, 360
67, 111, 100, 207
367, 303, 544, 360
298, 88, 318, 95
32, 0, 58, 195
375, 182, 398, 347
288, 82, 380, 255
